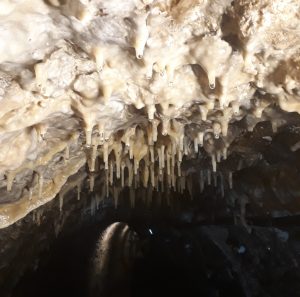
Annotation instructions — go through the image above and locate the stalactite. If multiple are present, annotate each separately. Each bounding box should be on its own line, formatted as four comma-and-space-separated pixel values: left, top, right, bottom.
167, 173, 171, 188
207, 169, 211, 185
32, 210, 36, 224
222, 146, 228, 160
146, 125, 153, 146
112, 143, 122, 176
157, 147, 162, 171
171, 165, 175, 189
128, 162, 133, 187
121, 162, 125, 187
152, 120, 159, 143
147, 104, 155, 121
194, 137, 198, 153
208, 71, 216, 89
178, 148, 183, 163
181, 175, 186, 192
109, 162, 114, 186
134, 171, 139, 189
103, 142, 109, 170
134, 13, 149, 59
213, 122, 221, 139
221, 121, 228, 137
105, 170, 109, 197
150, 162, 155, 187
129, 141, 134, 160
36, 209, 42, 226
166, 148, 171, 176
134, 157, 139, 175
59, 192, 64, 212
143, 165, 149, 187
85, 127, 93, 147
177, 161, 181, 177
77, 184, 81, 201
228, 171, 233, 189
38, 173, 44, 199
3, 115, 239, 221
216, 150, 221, 163
154, 175, 159, 191
89, 173, 95, 192
161, 145, 165, 168
149, 145, 155, 163
171, 142, 176, 167
198, 132, 204, 147
232, 101, 240, 115
179, 134, 184, 152
162, 118, 170, 136
212, 154, 217, 172
200, 170, 204, 192
90, 145, 97, 172
183, 137, 188, 156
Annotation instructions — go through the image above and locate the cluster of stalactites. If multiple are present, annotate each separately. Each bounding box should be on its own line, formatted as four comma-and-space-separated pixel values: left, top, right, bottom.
86, 157, 234, 211
85, 117, 234, 200
86, 164, 234, 212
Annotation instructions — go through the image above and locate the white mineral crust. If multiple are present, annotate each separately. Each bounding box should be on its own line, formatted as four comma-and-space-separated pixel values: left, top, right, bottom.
0, 0, 299, 227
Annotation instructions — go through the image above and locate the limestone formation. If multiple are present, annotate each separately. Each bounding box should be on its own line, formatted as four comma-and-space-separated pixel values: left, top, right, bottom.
0, 0, 300, 227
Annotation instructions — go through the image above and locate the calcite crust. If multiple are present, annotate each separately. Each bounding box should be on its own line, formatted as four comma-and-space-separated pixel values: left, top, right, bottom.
0, 0, 300, 227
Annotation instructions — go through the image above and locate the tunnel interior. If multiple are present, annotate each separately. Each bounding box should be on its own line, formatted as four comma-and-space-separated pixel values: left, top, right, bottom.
1, 173, 300, 297
1, 0, 300, 296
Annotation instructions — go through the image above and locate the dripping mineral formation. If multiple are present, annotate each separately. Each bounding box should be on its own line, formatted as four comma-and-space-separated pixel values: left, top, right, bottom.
0, 0, 300, 227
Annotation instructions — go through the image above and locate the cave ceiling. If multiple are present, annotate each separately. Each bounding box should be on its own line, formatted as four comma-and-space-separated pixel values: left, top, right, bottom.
0, 0, 300, 227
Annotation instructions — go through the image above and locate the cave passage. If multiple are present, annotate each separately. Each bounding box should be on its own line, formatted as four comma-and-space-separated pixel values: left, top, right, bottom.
1, 1, 300, 296
3, 195, 300, 297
